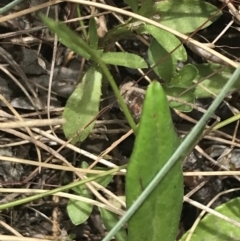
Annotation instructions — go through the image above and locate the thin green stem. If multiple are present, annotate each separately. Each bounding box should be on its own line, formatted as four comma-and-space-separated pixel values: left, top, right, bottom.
213, 113, 240, 130
0, 165, 125, 210
103, 66, 240, 241
0, 0, 24, 14
76, 5, 88, 39
77, 46, 137, 133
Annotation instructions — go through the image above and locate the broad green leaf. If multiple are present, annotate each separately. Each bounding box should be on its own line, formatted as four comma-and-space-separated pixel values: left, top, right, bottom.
89, 18, 98, 49
170, 64, 198, 88
138, 0, 156, 16
180, 197, 240, 241
144, 24, 187, 61
194, 64, 237, 98
148, 39, 177, 82
99, 208, 127, 241
154, 0, 222, 33
126, 81, 183, 241
67, 162, 93, 225
124, 0, 138, 13
63, 66, 102, 143
165, 87, 195, 112
41, 15, 91, 59
101, 52, 148, 69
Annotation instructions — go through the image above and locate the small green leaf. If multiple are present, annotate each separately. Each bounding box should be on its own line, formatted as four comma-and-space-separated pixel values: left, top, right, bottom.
138, 0, 156, 16
154, 0, 222, 33
180, 197, 240, 241
67, 162, 93, 225
89, 18, 98, 49
171, 64, 198, 88
88, 167, 113, 189
41, 15, 91, 59
101, 23, 134, 46
101, 52, 148, 69
166, 63, 197, 112
124, 0, 139, 12
72, 162, 112, 191
63, 66, 102, 143
108, 196, 126, 210
165, 87, 195, 112
67, 198, 93, 225
99, 208, 127, 241
71, 161, 89, 194
194, 64, 236, 98
144, 24, 187, 62
148, 39, 177, 82
126, 81, 183, 241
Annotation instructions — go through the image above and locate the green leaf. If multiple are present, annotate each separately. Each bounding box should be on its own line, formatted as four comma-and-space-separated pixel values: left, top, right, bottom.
126, 81, 183, 241
63, 66, 102, 143
194, 64, 236, 98
41, 15, 91, 59
101, 52, 148, 69
144, 24, 187, 62
138, 0, 156, 16
124, 0, 139, 12
89, 17, 98, 49
180, 197, 240, 241
88, 167, 113, 189
67, 194, 93, 225
148, 39, 177, 82
154, 0, 222, 33
67, 162, 93, 225
71, 161, 89, 194
102, 65, 240, 241
171, 64, 198, 88
166, 64, 197, 112
72, 162, 112, 191
108, 196, 126, 210
101, 23, 134, 47
165, 87, 195, 112
99, 208, 127, 241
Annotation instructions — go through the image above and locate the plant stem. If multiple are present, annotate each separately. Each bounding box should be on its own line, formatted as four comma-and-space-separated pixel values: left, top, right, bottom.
73, 41, 137, 133
0, 165, 125, 210
0, 0, 24, 14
